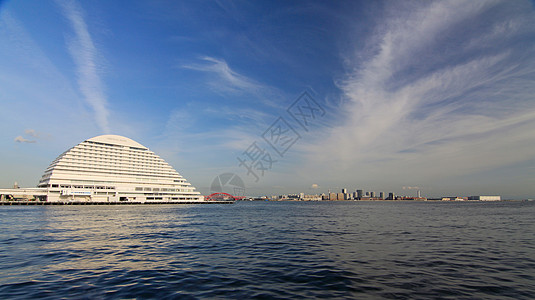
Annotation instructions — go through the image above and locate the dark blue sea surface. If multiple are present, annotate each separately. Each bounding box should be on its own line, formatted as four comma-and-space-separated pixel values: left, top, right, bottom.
1, 201, 534, 299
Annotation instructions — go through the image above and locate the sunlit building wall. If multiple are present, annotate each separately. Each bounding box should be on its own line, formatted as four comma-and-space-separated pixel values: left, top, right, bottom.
38, 135, 203, 202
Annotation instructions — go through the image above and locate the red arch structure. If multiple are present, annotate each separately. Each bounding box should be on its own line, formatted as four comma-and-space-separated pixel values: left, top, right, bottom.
205, 192, 244, 201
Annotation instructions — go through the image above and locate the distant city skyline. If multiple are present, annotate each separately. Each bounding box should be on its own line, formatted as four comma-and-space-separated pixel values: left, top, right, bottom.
253, 187, 502, 201
1, 1, 535, 199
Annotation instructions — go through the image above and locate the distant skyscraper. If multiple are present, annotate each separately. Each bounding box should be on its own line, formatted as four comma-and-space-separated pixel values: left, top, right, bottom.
357, 189, 363, 199
366, 191, 370, 196
417, 190, 421, 198
342, 188, 347, 194
370, 191, 375, 198
379, 192, 384, 199
388, 192, 395, 200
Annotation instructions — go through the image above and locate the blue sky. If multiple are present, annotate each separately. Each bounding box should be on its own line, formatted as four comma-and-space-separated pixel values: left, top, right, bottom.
1, 0, 534, 199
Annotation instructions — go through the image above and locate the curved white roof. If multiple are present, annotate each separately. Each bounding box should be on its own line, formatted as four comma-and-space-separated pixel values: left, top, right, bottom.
87, 135, 147, 149
37, 134, 202, 201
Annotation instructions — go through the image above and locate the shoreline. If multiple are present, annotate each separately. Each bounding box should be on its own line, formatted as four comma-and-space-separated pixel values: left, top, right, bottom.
0, 200, 234, 206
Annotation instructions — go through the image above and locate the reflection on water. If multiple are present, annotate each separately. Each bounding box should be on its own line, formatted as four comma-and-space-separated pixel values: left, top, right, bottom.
1, 201, 535, 299
38, 207, 194, 272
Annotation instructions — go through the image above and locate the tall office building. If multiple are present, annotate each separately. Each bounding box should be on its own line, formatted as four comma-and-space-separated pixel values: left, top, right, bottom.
38, 135, 203, 202
370, 191, 376, 198
379, 192, 384, 199
356, 189, 363, 199
342, 188, 347, 194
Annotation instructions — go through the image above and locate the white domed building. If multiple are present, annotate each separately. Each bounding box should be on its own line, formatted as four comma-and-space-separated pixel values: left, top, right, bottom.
37, 135, 203, 202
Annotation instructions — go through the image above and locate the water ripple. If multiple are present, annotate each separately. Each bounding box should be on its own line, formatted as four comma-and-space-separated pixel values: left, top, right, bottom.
1, 201, 534, 299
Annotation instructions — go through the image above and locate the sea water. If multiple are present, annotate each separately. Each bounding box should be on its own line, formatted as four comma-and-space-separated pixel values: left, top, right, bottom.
1, 201, 534, 299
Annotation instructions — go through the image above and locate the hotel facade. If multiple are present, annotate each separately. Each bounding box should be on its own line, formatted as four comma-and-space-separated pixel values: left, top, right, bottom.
1, 135, 204, 202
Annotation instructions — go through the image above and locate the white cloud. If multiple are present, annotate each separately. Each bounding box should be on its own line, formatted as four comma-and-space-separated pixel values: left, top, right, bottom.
160, 107, 261, 154
304, 0, 535, 193
183, 56, 259, 93
181, 56, 283, 108
14, 136, 35, 143
56, 0, 110, 133
24, 129, 39, 138
11, 129, 49, 144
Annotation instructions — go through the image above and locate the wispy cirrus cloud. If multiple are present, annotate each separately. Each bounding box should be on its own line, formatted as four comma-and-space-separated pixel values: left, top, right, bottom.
56, 0, 110, 133
181, 56, 283, 108
182, 57, 258, 93
175, 56, 288, 166
305, 0, 535, 192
